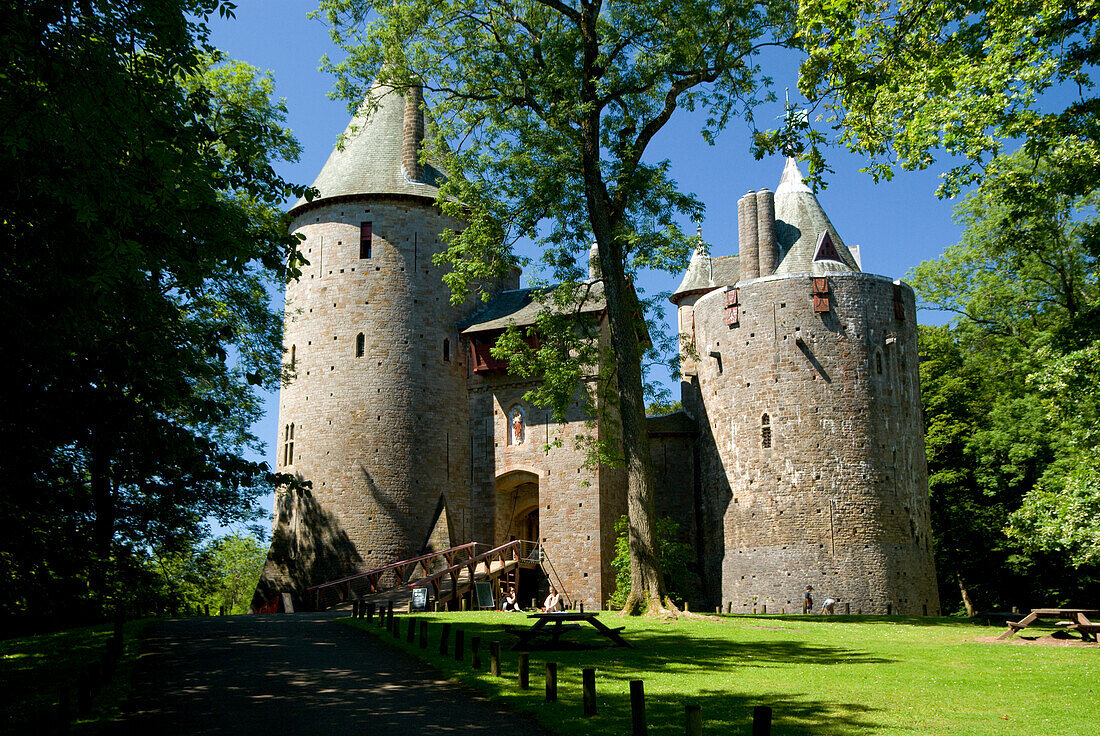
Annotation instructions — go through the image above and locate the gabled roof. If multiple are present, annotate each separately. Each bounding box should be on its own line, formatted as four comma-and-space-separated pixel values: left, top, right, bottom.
290, 83, 444, 214
460, 283, 606, 335
773, 158, 860, 275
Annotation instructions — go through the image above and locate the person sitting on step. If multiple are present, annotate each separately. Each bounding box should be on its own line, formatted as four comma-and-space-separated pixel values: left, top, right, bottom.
501, 584, 521, 612
541, 586, 561, 613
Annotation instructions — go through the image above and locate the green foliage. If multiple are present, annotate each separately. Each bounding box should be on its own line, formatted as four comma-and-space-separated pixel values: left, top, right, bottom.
0, 0, 308, 624
788, 0, 1100, 196
911, 150, 1100, 611
608, 515, 699, 609
150, 533, 269, 615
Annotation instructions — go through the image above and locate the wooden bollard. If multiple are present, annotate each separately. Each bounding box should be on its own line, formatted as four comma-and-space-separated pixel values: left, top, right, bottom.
407, 616, 416, 643
630, 679, 647, 736
419, 620, 428, 649
471, 636, 481, 669
545, 662, 557, 702
752, 705, 772, 736
886, 603, 893, 615
685, 704, 702, 736
461, 598, 469, 611
846, 602, 851, 615
579, 601, 584, 613
387, 602, 394, 628
582, 668, 597, 716
517, 652, 529, 689
761, 604, 767, 614
454, 629, 465, 662
392, 615, 401, 638
352, 601, 359, 618
440, 623, 450, 655
715, 606, 721, 614
366, 602, 375, 623
489, 641, 501, 677
531, 597, 537, 610
727, 602, 733, 613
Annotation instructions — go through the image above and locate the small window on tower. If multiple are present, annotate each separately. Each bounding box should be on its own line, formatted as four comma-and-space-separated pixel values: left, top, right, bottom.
356, 333, 365, 357
761, 413, 772, 449
443, 338, 450, 362
283, 423, 295, 466
360, 222, 372, 259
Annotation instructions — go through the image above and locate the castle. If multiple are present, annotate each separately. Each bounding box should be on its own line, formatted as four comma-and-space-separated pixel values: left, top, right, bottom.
254, 85, 940, 616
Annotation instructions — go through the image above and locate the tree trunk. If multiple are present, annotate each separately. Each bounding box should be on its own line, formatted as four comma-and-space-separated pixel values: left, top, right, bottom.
956, 571, 976, 617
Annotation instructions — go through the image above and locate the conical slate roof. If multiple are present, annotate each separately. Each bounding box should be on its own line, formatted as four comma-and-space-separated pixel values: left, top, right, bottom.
290, 83, 443, 213
671, 242, 739, 304
773, 158, 860, 275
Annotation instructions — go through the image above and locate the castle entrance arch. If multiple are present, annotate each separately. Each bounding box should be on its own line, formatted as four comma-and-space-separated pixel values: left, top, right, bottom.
495, 469, 540, 546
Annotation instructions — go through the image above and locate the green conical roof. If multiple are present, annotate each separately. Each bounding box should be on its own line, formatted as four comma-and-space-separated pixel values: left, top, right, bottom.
290, 84, 443, 214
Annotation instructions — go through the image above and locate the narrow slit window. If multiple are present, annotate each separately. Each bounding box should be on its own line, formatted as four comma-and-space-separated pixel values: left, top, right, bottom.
761, 413, 772, 449
355, 332, 365, 357
287, 423, 294, 465
360, 222, 372, 259
443, 338, 450, 362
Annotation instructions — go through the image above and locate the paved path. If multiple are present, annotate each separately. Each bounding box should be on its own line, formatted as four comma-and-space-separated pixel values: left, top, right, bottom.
106, 614, 553, 735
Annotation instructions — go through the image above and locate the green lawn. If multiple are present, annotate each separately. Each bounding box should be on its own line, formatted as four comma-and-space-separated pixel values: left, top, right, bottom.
0, 620, 145, 733
345, 612, 1094, 736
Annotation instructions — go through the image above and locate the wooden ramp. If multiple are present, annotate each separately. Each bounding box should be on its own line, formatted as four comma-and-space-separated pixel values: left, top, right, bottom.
308, 540, 542, 612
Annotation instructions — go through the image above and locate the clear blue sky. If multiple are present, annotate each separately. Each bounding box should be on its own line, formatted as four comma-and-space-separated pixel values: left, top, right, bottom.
207, 1, 964, 516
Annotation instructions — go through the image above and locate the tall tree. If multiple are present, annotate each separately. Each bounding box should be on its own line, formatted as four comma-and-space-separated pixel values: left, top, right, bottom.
789, 0, 1100, 196
318, 0, 797, 613
909, 151, 1100, 611
0, 0, 308, 624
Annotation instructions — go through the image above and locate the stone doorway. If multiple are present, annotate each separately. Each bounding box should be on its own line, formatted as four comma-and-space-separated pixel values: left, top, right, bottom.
495, 469, 540, 545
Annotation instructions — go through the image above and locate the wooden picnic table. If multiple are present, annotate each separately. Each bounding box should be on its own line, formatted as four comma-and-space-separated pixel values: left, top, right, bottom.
508, 611, 635, 650
997, 608, 1100, 642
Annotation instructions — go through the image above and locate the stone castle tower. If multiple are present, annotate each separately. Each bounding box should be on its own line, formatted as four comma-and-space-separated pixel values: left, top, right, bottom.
666, 159, 940, 615
255, 85, 506, 601
255, 90, 939, 615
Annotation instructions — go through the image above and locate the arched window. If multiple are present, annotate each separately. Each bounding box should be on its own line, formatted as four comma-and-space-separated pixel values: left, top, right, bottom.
443, 338, 450, 362
875, 350, 884, 375
761, 413, 772, 449
289, 344, 296, 369
283, 423, 295, 466
355, 332, 365, 357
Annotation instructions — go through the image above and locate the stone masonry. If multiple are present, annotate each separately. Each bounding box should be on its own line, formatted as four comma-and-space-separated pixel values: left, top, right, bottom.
254, 87, 939, 615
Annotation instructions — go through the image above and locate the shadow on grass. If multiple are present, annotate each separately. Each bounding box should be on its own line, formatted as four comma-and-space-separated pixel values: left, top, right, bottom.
349, 615, 890, 736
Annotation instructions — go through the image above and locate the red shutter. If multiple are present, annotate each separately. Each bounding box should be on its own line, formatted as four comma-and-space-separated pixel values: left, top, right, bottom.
724, 288, 740, 326
812, 278, 830, 313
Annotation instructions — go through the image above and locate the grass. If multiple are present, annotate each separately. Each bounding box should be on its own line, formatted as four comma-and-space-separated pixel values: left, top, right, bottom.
0, 619, 147, 733
344, 611, 1095, 736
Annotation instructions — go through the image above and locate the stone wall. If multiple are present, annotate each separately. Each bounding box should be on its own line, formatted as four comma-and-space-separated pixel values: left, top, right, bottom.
689, 272, 940, 615
259, 194, 481, 601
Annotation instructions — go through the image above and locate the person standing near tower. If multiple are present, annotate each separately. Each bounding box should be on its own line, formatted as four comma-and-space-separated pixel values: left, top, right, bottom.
804, 585, 814, 614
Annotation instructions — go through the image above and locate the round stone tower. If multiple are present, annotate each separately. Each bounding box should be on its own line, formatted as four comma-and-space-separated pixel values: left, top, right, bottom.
256, 85, 484, 603
682, 159, 940, 616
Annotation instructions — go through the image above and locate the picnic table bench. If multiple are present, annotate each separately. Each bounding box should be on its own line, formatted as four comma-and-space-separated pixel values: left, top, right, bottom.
509, 611, 634, 650
997, 608, 1100, 642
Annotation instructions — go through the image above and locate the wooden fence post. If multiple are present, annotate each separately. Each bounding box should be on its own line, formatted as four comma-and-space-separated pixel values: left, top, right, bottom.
630, 680, 647, 736
392, 615, 401, 639
517, 652, 529, 689
582, 668, 597, 716
752, 705, 772, 736
471, 636, 481, 669
761, 604, 766, 614
440, 623, 450, 655
685, 704, 702, 736
454, 629, 465, 662
367, 602, 375, 623
407, 616, 416, 643
419, 620, 428, 649
489, 641, 501, 677
545, 662, 557, 702
846, 602, 851, 615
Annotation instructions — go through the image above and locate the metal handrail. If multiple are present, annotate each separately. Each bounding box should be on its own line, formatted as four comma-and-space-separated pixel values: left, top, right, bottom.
307, 541, 480, 592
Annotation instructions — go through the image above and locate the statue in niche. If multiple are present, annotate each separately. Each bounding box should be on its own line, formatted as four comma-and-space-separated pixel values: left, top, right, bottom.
510, 406, 525, 445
